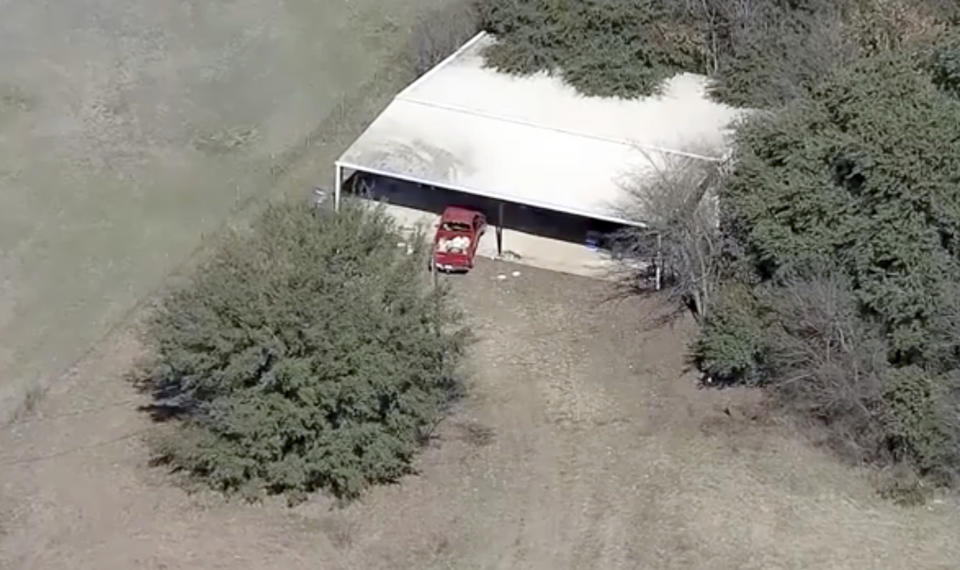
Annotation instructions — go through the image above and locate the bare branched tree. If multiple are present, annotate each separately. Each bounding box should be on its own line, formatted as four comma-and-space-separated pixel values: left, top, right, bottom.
693, 261, 894, 464
761, 268, 891, 461
410, 2, 482, 77
612, 149, 726, 320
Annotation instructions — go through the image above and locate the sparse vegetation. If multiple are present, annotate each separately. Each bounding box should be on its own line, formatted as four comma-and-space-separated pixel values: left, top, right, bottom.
192, 126, 259, 155
411, 1, 483, 76
142, 202, 467, 500
0, 84, 35, 113
614, 151, 724, 320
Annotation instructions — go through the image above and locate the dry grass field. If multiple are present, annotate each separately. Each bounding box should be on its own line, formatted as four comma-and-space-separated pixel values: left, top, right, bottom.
0, 0, 460, 422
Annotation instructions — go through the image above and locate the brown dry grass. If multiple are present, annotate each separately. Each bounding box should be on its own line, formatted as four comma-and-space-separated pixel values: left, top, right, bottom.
0, 0, 464, 424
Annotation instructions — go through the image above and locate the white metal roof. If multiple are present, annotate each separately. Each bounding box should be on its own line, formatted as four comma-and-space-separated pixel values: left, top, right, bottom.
337, 32, 745, 227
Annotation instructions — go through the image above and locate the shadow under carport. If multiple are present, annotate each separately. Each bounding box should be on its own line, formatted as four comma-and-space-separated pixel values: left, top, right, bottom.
345, 172, 625, 246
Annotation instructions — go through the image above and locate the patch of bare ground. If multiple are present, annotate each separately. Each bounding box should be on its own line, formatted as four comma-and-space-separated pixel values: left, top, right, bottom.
1, 260, 958, 569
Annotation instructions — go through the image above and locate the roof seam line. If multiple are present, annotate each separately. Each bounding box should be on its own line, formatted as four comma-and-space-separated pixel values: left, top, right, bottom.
394, 96, 724, 163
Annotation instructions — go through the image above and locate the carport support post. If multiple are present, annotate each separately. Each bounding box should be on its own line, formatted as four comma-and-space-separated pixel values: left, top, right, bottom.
655, 232, 663, 291
496, 202, 504, 257
334, 163, 343, 212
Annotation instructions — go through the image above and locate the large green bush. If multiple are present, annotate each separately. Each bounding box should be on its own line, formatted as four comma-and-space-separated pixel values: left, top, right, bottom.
143, 202, 467, 500
701, 0, 852, 107
697, 50, 960, 483
480, 0, 703, 98
724, 52, 960, 360
479, 0, 957, 106
709, 0, 956, 107
693, 284, 765, 381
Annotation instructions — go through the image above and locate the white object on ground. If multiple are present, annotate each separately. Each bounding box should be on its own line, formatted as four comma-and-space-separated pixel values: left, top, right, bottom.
496, 274, 507, 281
511, 270, 521, 277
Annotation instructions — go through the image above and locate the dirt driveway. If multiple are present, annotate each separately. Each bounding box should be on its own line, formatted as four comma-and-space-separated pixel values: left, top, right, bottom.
1, 261, 958, 569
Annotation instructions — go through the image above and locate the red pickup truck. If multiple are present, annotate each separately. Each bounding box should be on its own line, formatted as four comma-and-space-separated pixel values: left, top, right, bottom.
432, 206, 486, 273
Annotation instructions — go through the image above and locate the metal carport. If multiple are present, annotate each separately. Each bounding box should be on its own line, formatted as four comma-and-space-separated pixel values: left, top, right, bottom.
333, 32, 743, 281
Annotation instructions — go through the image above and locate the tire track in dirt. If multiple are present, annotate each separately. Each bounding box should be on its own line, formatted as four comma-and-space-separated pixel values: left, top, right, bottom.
439, 266, 655, 570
